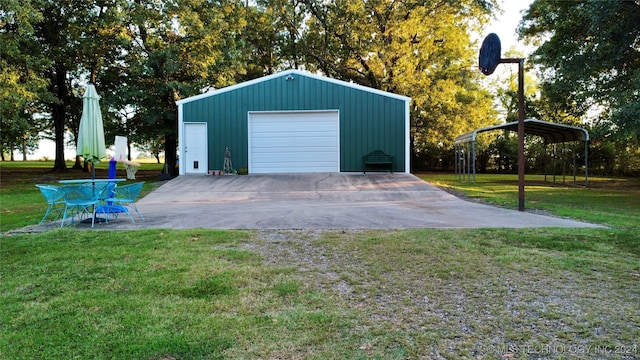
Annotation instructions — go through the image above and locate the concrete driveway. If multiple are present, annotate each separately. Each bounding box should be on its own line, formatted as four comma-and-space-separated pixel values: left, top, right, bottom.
104, 173, 601, 230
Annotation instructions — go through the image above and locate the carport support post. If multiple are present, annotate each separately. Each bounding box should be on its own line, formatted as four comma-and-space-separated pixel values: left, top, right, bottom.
585, 140, 589, 187
472, 140, 477, 183
454, 145, 458, 179
500, 58, 526, 211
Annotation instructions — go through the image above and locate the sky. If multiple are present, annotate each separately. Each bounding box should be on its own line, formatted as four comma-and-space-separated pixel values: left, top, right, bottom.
483, 0, 535, 55
27, 0, 535, 160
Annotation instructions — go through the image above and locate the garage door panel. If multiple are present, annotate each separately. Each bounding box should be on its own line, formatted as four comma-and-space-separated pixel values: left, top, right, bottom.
252, 147, 338, 159
252, 151, 337, 163
252, 133, 336, 143
252, 131, 337, 139
253, 128, 334, 136
252, 139, 337, 148
251, 159, 338, 167
253, 123, 334, 132
249, 111, 339, 174
251, 163, 339, 173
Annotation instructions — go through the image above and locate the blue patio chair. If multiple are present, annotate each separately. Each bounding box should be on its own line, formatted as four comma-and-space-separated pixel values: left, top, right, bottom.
36, 184, 65, 224
104, 182, 145, 222
60, 183, 110, 228
95, 182, 130, 222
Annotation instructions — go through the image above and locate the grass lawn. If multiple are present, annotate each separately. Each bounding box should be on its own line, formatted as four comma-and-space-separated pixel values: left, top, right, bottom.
1, 163, 639, 359
421, 173, 640, 229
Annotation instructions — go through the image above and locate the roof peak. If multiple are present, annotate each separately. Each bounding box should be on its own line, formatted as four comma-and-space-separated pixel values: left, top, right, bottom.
176, 69, 410, 106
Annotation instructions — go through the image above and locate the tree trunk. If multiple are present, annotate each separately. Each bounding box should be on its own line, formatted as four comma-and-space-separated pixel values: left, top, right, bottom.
21, 137, 28, 161
72, 155, 83, 169
52, 67, 68, 172
164, 133, 178, 177
163, 93, 179, 177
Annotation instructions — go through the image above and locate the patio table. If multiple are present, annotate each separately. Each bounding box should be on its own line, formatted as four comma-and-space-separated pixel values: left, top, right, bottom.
58, 179, 126, 226
58, 178, 126, 184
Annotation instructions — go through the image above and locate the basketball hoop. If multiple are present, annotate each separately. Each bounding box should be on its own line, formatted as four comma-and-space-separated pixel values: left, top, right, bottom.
479, 33, 501, 76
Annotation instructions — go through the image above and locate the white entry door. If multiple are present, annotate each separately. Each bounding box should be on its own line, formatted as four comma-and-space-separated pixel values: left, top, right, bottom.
248, 111, 340, 173
184, 123, 208, 174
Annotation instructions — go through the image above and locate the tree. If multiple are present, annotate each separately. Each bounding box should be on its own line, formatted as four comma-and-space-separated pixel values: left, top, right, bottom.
300, 0, 500, 171
240, 0, 306, 77
488, 48, 541, 122
30, 0, 98, 171
4, 0, 507, 172
6, 0, 137, 169
518, 0, 640, 141
136, 136, 164, 163
121, 0, 250, 177
70, 0, 131, 169
0, 0, 51, 161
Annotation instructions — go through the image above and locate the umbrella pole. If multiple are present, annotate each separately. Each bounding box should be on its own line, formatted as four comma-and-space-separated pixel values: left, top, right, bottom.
92, 161, 107, 223
83, 160, 107, 224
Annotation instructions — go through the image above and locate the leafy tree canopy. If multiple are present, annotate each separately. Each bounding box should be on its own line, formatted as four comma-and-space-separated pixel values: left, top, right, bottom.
301, 0, 500, 169
518, 0, 640, 141
3, 0, 526, 173
0, 0, 51, 159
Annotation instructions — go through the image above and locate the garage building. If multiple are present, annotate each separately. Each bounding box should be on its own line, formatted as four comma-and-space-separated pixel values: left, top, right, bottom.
176, 69, 411, 175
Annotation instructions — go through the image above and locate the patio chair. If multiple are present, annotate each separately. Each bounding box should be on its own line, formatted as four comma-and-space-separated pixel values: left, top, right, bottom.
36, 184, 65, 224
60, 183, 110, 228
104, 182, 145, 222
95, 182, 130, 222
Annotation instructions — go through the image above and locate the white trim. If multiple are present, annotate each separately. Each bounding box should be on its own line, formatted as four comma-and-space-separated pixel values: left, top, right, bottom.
178, 103, 185, 175
176, 69, 411, 106
404, 100, 410, 173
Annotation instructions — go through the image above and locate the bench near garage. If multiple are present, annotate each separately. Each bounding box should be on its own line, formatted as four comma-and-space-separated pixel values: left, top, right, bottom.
363, 150, 394, 173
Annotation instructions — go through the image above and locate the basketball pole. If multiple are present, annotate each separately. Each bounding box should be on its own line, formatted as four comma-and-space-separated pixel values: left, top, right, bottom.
479, 34, 526, 211
500, 58, 526, 211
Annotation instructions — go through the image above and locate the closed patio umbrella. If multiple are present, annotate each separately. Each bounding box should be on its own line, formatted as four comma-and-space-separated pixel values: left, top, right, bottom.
75, 84, 107, 224
76, 83, 106, 178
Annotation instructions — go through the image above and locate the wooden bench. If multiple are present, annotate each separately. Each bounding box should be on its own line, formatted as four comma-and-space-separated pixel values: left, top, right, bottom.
362, 150, 394, 173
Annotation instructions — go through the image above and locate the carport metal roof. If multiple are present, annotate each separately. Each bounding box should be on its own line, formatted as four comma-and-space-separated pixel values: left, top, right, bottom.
454, 119, 589, 186
454, 119, 589, 145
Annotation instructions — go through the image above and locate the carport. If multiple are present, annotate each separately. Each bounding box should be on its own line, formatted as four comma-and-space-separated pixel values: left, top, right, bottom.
454, 119, 590, 185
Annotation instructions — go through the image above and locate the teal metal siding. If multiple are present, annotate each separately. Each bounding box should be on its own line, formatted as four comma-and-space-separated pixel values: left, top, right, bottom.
182, 73, 406, 172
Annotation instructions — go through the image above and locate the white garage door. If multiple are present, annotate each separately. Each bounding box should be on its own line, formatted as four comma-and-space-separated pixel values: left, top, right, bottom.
249, 111, 340, 173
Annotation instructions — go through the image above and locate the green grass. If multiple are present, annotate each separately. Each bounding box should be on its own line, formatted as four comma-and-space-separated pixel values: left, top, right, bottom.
1, 229, 356, 359
420, 173, 640, 229
1, 163, 639, 358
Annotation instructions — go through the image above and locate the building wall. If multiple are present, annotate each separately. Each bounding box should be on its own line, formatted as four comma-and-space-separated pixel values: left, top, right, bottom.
182, 72, 407, 172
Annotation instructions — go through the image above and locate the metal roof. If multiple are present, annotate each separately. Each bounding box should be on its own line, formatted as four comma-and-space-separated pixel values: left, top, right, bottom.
176, 69, 411, 106
455, 119, 589, 145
